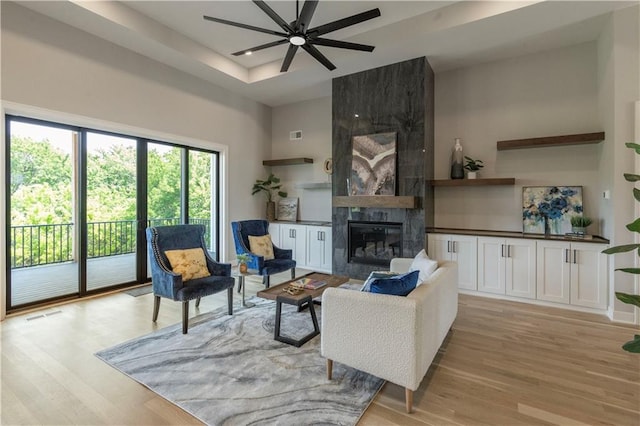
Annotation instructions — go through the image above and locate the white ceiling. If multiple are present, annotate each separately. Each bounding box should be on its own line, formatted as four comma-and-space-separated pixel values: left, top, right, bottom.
17, 1, 639, 107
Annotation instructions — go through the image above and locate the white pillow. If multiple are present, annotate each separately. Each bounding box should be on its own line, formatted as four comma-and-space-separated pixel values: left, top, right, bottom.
409, 249, 438, 284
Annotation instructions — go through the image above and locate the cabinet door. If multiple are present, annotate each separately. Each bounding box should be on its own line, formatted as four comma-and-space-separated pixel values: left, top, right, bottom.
427, 234, 451, 262
320, 228, 332, 273
570, 243, 608, 309
279, 224, 307, 266
505, 238, 536, 299
306, 226, 324, 271
268, 223, 280, 247
536, 240, 570, 304
477, 237, 505, 294
451, 235, 478, 291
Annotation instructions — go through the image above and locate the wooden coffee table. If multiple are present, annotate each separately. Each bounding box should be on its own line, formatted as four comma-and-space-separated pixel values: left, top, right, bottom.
257, 272, 349, 347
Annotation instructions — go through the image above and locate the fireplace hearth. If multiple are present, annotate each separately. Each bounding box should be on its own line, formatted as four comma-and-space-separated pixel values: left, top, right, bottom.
348, 221, 403, 266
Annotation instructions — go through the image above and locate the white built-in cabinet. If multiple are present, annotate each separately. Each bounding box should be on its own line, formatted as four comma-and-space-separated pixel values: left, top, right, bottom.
275, 223, 307, 266
268, 222, 332, 273
536, 240, 607, 309
477, 237, 536, 299
427, 234, 478, 291
306, 226, 332, 272
428, 232, 608, 312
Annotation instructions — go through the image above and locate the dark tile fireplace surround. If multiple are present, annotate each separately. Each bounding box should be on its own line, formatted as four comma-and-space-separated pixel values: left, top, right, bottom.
332, 57, 435, 280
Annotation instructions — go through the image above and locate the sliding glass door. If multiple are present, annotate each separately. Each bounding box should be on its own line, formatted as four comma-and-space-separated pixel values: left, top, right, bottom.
6, 115, 222, 311
189, 149, 219, 255
86, 131, 138, 290
8, 119, 79, 305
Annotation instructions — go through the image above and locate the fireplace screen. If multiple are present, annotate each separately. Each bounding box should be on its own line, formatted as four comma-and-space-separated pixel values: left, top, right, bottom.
348, 221, 403, 266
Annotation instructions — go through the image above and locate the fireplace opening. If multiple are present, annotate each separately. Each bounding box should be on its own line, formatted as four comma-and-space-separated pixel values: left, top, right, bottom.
348, 221, 403, 266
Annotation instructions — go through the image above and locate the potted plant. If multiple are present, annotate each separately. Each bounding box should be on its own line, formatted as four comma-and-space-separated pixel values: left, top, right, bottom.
570, 216, 592, 235
463, 156, 484, 179
236, 253, 251, 274
602, 142, 640, 353
252, 173, 287, 222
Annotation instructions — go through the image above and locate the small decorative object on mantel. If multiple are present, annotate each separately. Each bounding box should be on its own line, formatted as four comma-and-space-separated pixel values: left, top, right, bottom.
569, 216, 593, 236
450, 138, 464, 179
463, 156, 484, 179
252, 173, 287, 222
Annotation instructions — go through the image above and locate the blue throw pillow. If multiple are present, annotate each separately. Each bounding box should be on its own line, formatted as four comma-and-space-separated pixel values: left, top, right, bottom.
360, 270, 400, 292
368, 270, 419, 296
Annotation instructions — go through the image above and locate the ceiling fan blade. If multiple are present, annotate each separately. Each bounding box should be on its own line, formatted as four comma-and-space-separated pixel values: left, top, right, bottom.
253, 0, 293, 33
280, 44, 299, 72
308, 8, 381, 37
203, 15, 287, 37
310, 37, 375, 52
232, 39, 289, 56
295, 0, 318, 32
301, 43, 336, 71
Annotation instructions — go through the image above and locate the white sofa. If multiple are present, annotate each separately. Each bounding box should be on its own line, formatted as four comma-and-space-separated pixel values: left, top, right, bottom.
321, 258, 458, 413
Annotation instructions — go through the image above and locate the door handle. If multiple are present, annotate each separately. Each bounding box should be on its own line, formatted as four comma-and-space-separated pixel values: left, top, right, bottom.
501, 244, 505, 258
507, 245, 511, 258
447, 241, 451, 253
564, 249, 569, 263
452, 241, 457, 253
573, 249, 577, 264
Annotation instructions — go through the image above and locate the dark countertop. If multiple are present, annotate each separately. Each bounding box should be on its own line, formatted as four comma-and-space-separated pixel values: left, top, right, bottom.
426, 227, 609, 244
270, 220, 332, 227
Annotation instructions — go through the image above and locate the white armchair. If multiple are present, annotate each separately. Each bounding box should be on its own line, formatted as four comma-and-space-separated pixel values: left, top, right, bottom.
321, 259, 458, 413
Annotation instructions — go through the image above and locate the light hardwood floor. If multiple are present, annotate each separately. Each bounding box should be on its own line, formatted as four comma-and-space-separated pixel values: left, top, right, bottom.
2, 274, 639, 425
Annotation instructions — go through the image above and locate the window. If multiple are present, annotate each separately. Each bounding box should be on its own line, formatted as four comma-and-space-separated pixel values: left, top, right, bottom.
5, 115, 221, 311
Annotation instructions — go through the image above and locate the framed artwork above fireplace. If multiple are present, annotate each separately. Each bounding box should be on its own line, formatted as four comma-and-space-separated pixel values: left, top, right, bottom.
350, 132, 397, 196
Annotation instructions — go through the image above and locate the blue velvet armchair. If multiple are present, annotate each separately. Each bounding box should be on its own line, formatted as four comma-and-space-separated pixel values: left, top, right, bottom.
146, 224, 234, 334
231, 220, 296, 288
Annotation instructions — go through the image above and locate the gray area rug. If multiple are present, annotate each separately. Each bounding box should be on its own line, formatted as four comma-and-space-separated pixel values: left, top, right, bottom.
96, 297, 384, 425
123, 284, 153, 297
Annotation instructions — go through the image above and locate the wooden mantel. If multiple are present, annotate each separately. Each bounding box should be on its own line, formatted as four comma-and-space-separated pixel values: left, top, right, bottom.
332, 196, 419, 209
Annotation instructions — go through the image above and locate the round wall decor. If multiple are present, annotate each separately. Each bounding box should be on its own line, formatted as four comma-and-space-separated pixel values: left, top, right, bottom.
323, 158, 333, 174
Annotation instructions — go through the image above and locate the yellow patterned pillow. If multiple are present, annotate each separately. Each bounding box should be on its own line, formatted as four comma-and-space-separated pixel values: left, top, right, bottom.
248, 234, 275, 260
164, 248, 211, 281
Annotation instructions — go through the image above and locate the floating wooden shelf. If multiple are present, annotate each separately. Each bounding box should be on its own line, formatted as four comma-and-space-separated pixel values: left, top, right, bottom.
295, 182, 332, 189
496, 132, 604, 151
333, 196, 418, 209
262, 158, 313, 166
429, 178, 516, 186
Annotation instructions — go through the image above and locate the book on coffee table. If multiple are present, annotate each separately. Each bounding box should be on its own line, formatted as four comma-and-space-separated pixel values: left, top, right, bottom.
292, 277, 327, 290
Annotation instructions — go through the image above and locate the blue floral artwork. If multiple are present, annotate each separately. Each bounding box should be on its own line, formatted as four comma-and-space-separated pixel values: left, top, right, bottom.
522, 186, 583, 235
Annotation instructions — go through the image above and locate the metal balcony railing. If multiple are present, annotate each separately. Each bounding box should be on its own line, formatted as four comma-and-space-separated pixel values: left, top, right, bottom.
10, 218, 211, 269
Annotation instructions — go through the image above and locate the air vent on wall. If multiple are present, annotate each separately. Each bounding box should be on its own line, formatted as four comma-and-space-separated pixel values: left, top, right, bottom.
290, 130, 303, 141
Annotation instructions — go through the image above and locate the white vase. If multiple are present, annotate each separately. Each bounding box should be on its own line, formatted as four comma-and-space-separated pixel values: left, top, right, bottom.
467, 171, 477, 179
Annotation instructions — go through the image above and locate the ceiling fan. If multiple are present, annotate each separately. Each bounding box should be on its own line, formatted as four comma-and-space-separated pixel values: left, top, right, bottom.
203, 0, 381, 72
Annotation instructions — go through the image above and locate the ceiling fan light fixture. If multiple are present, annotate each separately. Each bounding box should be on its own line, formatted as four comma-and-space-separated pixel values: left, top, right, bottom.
204, 1, 381, 72
289, 35, 306, 46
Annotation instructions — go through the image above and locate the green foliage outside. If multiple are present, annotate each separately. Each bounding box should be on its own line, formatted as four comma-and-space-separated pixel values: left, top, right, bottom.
602, 142, 640, 353
10, 136, 213, 268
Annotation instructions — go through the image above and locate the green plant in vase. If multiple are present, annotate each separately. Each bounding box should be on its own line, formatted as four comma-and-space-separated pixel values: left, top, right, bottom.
602, 142, 640, 353
570, 216, 593, 235
463, 156, 484, 179
252, 173, 287, 222
236, 253, 251, 274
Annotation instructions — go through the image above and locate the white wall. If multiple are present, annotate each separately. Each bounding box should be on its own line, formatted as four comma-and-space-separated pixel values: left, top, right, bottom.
598, 6, 640, 323
0, 2, 273, 318
270, 97, 332, 222
434, 42, 602, 233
